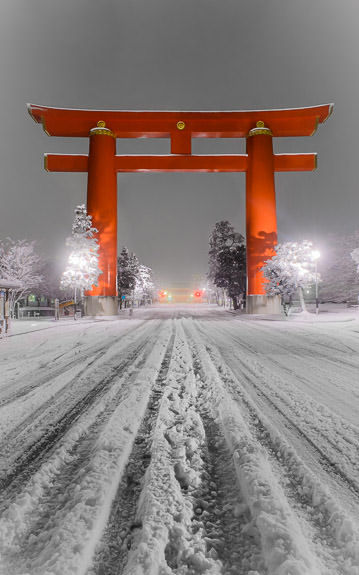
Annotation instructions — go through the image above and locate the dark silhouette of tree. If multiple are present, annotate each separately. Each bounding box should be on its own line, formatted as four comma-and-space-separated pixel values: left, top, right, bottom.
117, 247, 139, 308
208, 220, 246, 310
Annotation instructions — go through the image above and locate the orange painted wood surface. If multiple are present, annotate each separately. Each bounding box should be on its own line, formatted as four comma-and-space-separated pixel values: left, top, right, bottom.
85, 134, 117, 298
274, 153, 317, 171
28, 104, 333, 139
246, 134, 277, 295
45, 153, 317, 173
45, 154, 89, 172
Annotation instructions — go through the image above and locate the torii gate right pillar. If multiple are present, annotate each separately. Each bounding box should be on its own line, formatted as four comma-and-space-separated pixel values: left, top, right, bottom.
246, 121, 281, 314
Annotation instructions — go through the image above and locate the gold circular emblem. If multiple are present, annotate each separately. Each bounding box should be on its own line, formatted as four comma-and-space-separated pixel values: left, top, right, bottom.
97, 120, 106, 128
177, 121, 186, 130
256, 120, 265, 128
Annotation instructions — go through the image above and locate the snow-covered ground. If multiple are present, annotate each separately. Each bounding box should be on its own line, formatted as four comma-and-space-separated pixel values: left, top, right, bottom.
0, 304, 358, 575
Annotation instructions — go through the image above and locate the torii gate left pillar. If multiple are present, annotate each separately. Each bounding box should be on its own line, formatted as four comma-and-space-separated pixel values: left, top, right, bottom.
86, 122, 118, 315
28, 103, 332, 316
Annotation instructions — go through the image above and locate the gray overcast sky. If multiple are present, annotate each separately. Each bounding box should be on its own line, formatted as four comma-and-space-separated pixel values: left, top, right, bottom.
0, 0, 358, 285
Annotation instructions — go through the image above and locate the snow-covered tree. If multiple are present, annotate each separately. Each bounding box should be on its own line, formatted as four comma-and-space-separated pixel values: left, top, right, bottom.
319, 231, 359, 303
351, 247, 359, 272
204, 279, 218, 304
61, 205, 102, 304
0, 238, 43, 315
261, 240, 318, 313
208, 220, 246, 309
117, 247, 139, 308
134, 264, 156, 305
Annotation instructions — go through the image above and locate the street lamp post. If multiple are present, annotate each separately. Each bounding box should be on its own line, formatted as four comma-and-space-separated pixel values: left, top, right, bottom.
74, 285, 77, 320
311, 250, 320, 315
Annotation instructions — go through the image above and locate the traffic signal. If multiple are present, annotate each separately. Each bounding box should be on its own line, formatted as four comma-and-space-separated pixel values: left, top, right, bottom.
194, 290, 202, 298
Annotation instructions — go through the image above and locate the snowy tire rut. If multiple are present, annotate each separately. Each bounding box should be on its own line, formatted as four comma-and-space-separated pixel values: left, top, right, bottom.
0, 322, 159, 496
198, 322, 359, 504
87, 331, 176, 575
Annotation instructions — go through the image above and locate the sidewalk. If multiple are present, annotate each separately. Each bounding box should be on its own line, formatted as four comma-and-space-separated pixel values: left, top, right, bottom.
2, 317, 99, 338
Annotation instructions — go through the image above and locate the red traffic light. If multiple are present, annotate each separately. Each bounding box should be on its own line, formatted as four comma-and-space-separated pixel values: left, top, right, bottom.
194, 290, 202, 298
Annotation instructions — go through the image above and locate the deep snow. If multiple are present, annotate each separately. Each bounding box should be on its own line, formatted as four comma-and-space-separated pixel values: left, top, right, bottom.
0, 304, 358, 575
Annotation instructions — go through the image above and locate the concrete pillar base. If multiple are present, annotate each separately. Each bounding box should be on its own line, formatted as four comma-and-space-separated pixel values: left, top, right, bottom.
246, 294, 281, 315
84, 296, 118, 316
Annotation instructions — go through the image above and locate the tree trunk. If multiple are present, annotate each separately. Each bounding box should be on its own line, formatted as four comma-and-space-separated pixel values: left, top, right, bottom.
298, 287, 306, 312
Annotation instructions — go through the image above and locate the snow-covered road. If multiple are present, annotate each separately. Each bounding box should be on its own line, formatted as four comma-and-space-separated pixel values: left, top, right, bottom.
0, 305, 358, 575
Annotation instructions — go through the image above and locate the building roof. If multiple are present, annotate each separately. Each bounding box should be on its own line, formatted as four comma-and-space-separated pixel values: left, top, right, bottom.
0, 279, 22, 289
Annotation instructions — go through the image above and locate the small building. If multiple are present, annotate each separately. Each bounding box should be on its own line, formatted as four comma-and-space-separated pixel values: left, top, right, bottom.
18, 293, 57, 317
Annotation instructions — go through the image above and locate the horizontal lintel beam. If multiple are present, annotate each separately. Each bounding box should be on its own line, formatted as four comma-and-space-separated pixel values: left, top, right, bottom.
274, 153, 317, 172
45, 154, 88, 172
45, 154, 248, 173
44, 153, 317, 173
29, 103, 333, 139
115, 155, 248, 172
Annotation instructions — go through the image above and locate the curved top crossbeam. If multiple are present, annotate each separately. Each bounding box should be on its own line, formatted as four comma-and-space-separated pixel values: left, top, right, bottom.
27, 103, 333, 139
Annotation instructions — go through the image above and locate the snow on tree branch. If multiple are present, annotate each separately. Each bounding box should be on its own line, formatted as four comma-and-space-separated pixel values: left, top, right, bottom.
61, 205, 102, 297
350, 247, 359, 272
261, 240, 319, 312
0, 238, 43, 314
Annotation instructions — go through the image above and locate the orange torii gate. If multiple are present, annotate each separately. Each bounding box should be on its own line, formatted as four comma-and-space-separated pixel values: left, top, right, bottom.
28, 103, 333, 315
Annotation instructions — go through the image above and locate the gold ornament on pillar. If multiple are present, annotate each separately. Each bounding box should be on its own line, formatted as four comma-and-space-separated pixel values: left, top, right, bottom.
90, 120, 115, 138
247, 120, 273, 137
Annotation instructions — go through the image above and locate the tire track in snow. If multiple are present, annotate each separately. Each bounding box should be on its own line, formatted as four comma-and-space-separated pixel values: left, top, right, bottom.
198, 322, 359, 498
87, 329, 176, 575
190, 321, 359, 575
0, 321, 152, 451
0, 321, 147, 407
113, 320, 264, 575
0, 322, 174, 575
107, 320, 223, 575
242, 318, 359, 371
0, 322, 157, 497
188, 351, 264, 574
